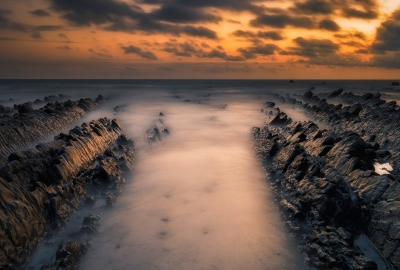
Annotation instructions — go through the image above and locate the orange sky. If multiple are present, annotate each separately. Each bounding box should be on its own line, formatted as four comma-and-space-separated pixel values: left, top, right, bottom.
0, 0, 400, 79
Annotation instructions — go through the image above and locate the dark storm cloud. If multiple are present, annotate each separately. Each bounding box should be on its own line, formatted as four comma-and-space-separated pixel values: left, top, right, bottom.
250, 14, 314, 29
371, 9, 400, 53
319, 19, 340, 31
334, 31, 367, 40
280, 37, 364, 67
121, 45, 158, 60
233, 30, 283, 40
238, 43, 280, 59
48, 0, 219, 39
34, 25, 63, 31
181, 25, 218, 39
281, 37, 339, 57
293, 0, 333, 15
49, 0, 144, 26
370, 52, 400, 68
105, 19, 218, 39
151, 5, 221, 23
136, 0, 263, 14
342, 41, 366, 47
162, 40, 245, 61
291, 0, 379, 19
30, 9, 51, 17
343, 7, 377, 19
369, 9, 400, 68
355, 48, 369, 54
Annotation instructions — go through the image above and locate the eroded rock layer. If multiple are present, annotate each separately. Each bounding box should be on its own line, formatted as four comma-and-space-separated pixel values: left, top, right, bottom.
256, 90, 400, 269
0, 96, 102, 158
0, 118, 134, 270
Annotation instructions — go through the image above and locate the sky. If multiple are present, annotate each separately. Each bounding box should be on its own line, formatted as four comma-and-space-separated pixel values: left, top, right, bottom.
0, 0, 400, 79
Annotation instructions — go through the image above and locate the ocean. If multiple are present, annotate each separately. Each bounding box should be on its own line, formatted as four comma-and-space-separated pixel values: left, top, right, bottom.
1, 80, 398, 270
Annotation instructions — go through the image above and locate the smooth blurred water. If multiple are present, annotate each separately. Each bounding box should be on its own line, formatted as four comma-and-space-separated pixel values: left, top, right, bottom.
1, 79, 398, 270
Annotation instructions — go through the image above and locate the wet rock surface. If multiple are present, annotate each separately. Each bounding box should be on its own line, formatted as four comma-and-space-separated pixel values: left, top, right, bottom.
0, 118, 134, 270
0, 96, 102, 158
40, 214, 101, 270
145, 115, 170, 144
255, 90, 400, 269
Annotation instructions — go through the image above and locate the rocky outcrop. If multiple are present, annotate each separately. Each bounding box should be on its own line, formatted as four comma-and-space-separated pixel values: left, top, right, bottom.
145, 117, 170, 143
253, 118, 377, 269
40, 214, 101, 270
0, 118, 134, 270
0, 96, 102, 158
267, 90, 400, 269
263, 107, 292, 126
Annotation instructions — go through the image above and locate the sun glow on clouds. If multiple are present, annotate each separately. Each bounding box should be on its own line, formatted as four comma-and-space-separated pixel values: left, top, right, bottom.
0, 0, 400, 78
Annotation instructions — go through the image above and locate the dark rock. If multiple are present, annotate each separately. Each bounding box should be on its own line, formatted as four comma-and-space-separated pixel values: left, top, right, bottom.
40, 240, 89, 270
0, 118, 134, 269
252, 117, 389, 269
0, 97, 100, 158
304, 91, 313, 99
321, 136, 335, 147
80, 214, 101, 235
328, 89, 344, 98
264, 101, 275, 108
106, 193, 118, 207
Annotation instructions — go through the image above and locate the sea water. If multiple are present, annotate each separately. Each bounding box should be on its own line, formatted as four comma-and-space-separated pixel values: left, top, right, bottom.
0, 79, 397, 270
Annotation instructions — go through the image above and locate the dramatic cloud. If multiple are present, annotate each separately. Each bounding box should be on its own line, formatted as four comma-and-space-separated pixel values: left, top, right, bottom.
233, 30, 284, 40
238, 43, 280, 59
121, 45, 158, 60
136, 0, 263, 14
49, 0, 144, 26
35, 25, 63, 31
369, 9, 400, 68
370, 52, 400, 68
371, 9, 400, 53
162, 40, 245, 61
319, 19, 340, 31
334, 31, 367, 40
291, 0, 379, 19
30, 9, 51, 17
49, 0, 219, 39
151, 5, 221, 23
293, 0, 334, 15
282, 37, 339, 57
251, 14, 314, 29
281, 37, 365, 67
343, 7, 378, 19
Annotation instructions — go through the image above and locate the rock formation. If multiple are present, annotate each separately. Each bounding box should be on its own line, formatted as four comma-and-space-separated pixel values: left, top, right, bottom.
0, 118, 134, 270
0, 96, 103, 159
255, 90, 400, 269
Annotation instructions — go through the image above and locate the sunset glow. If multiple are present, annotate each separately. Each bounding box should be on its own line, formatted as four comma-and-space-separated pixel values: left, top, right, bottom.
0, 0, 399, 79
